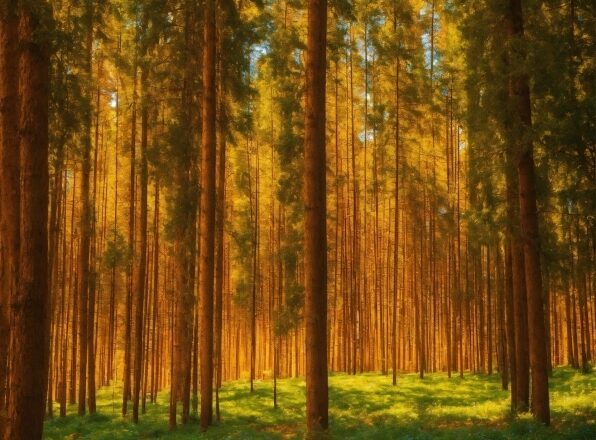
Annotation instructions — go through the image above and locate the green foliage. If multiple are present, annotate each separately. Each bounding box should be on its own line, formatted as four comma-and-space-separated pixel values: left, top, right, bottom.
102, 225, 131, 271
247, 0, 306, 336
458, 0, 595, 291
44, 368, 596, 439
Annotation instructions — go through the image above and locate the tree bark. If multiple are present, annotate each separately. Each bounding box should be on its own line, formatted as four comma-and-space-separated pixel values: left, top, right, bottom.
0, 2, 20, 429
214, 91, 226, 421
132, 65, 149, 424
6, 3, 50, 438
123, 64, 137, 418
199, 0, 217, 428
392, 29, 400, 386
507, 0, 550, 425
506, 152, 529, 411
304, 0, 328, 431
77, 0, 94, 416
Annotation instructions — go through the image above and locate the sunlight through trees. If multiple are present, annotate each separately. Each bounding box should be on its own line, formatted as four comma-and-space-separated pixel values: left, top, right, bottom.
0, 0, 594, 438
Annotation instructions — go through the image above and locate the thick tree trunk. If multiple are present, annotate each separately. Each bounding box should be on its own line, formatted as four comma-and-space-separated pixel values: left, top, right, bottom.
304, 0, 328, 431
6, 4, 50, 438
507, 0, 550, 425
518, 145, 550, 424
506, 154, 529, 411
0, 3, 20, 429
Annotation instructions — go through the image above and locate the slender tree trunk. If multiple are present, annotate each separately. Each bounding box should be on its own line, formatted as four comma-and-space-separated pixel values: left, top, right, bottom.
87, 57, 103, 415
59, 188, 69, 417
392, 19, 400, 385
214, 91, 227, 421
487, 244, 493, 374
199, 0, 217, 427
123, 65, 137, 418
496, 243, 509, 390
77, 1, 94, 416
107, 84, 118, 383
132, 65, 149, 424
68, 174, 77, 406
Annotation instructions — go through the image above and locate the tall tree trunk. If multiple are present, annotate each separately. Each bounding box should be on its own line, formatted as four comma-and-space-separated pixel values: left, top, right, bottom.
132, 65, 149, 424
304, 0, 328, 431
507, 0, 550, 425
123, 64, 137, 418
392, 13, 400, 385
487, 244, 493, 374
150, 179, 159, 403
68, 174, 77, 405
496, 242, 509, 390
0, 2, 20, 429
6, 3, 50, 438
107, 83, 119, 384
214, 92, 226, 421
77, 1, 94, 415
506, 152, 529, 411
87, 57, 102, 415
199, 0, 217, 428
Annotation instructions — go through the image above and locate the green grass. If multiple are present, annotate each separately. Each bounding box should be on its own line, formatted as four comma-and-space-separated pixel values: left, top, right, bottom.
43, 367, 595, 439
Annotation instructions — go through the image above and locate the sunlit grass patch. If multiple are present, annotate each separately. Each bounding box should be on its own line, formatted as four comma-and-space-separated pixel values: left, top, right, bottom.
44, 367, 595, 439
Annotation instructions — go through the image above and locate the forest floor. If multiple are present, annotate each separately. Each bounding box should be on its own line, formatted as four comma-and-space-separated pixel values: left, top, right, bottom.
44, 367, 595, 439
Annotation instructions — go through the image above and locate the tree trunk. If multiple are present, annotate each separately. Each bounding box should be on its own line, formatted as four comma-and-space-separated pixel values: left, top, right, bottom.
132, 65, 149, 424
0, 2, 20, 429
507, 0, 550, 425
199, 0, 217, 427
6, 4, 50, 438
77, 1, 94, 415
506, 152, 529, 411
87, 57, 102, 415
123, 65, 137, 418
392, 22, 400, 385
304, 0, 328, 431
214, 89, 227, 421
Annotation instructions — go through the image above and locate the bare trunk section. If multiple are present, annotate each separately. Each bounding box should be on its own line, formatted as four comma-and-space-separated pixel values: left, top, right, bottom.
199, 0, 217, 428
304, 0, 328, 431
132, 65, 149, 424
123, 64, 137, 418
506, 0, 550, 425
0, 3, 20, 430
6, 4, 50, 438
506, 151, 529, 411
77, 1, 94, 415
214, 91, 227, 421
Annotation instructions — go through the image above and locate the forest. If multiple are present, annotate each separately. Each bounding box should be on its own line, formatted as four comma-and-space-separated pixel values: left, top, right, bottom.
0, 0, 595, 439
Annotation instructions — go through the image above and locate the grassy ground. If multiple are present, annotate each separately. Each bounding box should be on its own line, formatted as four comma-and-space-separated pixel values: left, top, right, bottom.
44, 367, 595, 439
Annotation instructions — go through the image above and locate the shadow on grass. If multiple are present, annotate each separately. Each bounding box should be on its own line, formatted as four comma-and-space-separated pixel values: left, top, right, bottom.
43, 368, 596, 440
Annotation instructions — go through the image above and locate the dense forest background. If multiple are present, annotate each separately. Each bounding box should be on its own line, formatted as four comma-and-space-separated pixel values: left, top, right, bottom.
0, 0, 594, 438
